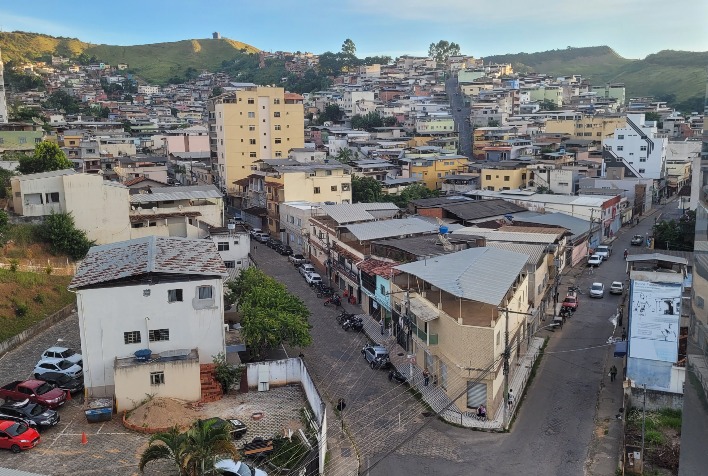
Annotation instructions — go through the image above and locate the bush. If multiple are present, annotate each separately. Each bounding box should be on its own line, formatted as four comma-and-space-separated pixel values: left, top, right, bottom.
212, 352, 242, 394
33, 293, 44, 304
9, 259, 19, 272
7, 223, 41, 246
14, 301, 28, 317
38, 212, 94, 260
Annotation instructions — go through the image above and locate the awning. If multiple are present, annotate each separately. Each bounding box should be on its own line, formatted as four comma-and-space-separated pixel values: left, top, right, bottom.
614, 341, 627, 357
408, 295, 439, 322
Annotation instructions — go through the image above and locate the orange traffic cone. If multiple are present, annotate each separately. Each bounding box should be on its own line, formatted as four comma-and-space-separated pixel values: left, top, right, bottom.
81, 432, 88, 445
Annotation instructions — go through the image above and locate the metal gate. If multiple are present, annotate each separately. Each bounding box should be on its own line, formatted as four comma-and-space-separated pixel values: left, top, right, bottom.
466, 381, 487, 409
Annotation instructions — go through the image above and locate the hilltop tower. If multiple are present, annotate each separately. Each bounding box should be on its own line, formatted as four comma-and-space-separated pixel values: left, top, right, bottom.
0, 48, 8, 123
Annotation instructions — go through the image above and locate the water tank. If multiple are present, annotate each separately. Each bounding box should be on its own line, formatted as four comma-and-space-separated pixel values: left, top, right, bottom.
439, 225, 449, 235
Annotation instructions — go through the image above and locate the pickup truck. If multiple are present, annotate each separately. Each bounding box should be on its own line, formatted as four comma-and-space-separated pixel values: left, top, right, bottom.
0, 380, 66, 409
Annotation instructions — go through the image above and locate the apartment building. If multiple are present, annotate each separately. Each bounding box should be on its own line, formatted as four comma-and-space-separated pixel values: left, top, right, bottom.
210, 84, 304, 193
401, 154, 470, 190
545, 115, 626, 141
480, 163, 529, 191
603, 113, 668, 181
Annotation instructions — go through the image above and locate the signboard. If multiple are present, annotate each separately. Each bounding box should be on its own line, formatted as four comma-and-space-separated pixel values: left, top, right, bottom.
629, 281, 681, 362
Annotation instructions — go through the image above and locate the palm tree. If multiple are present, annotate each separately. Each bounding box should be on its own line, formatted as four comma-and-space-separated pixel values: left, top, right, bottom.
139, 426, 189, 475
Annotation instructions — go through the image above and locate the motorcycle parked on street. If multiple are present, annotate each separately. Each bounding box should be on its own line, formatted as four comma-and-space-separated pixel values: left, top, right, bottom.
324, 294, 341, 307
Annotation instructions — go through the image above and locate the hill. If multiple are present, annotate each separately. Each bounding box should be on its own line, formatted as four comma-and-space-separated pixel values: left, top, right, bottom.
485, 46, 707, 111
0, 31, 259, 84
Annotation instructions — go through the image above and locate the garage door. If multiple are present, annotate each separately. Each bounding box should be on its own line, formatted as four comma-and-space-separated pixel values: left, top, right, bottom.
466, 381, 486, 409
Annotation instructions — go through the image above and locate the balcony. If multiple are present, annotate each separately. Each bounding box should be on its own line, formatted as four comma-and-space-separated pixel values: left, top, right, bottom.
412, 326, 439, 346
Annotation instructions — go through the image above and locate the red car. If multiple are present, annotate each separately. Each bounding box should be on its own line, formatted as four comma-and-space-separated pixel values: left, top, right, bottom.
0, 419, 40, 453
0, 380, 66, 409
562, 293, 579, 311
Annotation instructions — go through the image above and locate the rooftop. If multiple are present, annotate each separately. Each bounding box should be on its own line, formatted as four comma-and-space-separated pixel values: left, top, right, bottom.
13, 168, 75, 181
70, 236, 227, 289
346, 217, 439, 241
319, 203, 399, 225
452, 227, 559, 244
130, 185, 222, 203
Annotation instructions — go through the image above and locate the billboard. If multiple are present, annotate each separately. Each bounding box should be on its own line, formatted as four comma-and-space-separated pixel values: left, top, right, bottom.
629, 281, 682, 362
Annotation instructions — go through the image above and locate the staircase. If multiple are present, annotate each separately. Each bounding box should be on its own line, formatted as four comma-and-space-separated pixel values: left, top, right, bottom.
200, 363, 223, 403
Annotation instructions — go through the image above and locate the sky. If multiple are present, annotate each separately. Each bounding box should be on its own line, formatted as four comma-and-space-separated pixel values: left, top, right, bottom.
1, 0, 706, 59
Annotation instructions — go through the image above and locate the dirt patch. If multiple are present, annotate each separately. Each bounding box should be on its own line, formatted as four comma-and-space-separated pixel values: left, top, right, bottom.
625, 408, 681, 475
125, 398, 203, 431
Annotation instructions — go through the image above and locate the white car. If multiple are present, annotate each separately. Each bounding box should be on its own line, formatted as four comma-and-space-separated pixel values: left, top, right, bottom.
594, 245, 612, 260
587, 255, 603, 267
589, 282, 605, 298
33, 358, 83, 380
215, 459, 268, 476
304, 272, 322, 285
610, 281, 624, 295
299, 264, 316, 277
41, 347, 82, 367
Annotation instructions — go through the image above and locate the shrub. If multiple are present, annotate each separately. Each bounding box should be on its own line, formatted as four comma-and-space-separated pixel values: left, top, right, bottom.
9, 259, 19, 272
38, 212, 94, 260
33, 293, 44, 304
44, 265, 53, 275
212, 352, 242, 394
645, 429, 664, 445
14, 301, 28, 317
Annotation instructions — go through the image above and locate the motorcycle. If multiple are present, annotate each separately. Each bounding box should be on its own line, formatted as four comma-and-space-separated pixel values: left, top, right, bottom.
342, 316, 363, 332
324, 295, 341, 307
388, 368, 408, 384
337, 310, 354, 324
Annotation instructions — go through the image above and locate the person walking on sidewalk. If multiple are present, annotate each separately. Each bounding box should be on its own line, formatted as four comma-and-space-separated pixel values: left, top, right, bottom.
610, 365, 618, 382
507, 388, 514, 408
621, 327, 627, 341
423, 368, 430, 386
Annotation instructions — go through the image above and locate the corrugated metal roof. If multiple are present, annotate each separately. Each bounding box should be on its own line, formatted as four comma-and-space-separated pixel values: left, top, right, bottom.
441, 199, 527, 221
321, 203, 399, 224
130, 187, 222, 203
150, 185, 221, 194
452, 228, 558, 244
513, 212, 589, 238
14, 168, 75, 181
484, 242, 547, 265
346, 217, 438, 241
70, 236, 227, 289
394, 247, 529, 306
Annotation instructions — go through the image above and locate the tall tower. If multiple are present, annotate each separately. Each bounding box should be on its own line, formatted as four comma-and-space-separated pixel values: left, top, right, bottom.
0, 48, 8, 123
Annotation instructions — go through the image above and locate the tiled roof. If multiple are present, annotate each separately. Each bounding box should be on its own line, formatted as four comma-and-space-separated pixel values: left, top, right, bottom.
358, 258, 402, 277
69, 236, 227, 289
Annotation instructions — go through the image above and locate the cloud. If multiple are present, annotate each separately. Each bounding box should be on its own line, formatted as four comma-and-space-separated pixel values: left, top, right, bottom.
0, 11, 79, 38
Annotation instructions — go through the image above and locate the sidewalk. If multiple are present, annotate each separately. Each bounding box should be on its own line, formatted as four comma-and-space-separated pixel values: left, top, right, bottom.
353, 310, 544, 430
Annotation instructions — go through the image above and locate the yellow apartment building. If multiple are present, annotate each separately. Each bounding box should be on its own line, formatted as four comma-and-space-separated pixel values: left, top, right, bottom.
211, 86, 304, 192
405, 155, 470, 190
480, 165, 529, 191
545, 115, 625, 141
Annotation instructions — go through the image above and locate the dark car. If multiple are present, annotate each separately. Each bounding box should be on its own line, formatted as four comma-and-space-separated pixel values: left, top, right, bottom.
35, 372, 84, 395
276, 244, 293, 256
0, 410, 37, 430
0, 400, 59, 431
197, 417, 247, 439
266, 238, 282, 249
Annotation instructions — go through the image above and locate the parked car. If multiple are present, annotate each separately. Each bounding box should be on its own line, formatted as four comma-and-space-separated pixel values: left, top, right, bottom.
34, 372, 84, 395
362, 344, 390, 369
266, 238, 282, 249
0, 410, 37, 430
561, 294, 579, 311
0, 400, 59, 430
0, 420, 40, 453
589, 282, 605, 298
304, 272, 322, 286
249, 228, 263, 237
587, 254, 603, 267
254, 233, 271, 243
215, 459, 268, 476
610, 281, 624, 295
631, 234, 644, 246
33, 359, 83, 380
299, 264, 316, 277
594, 245, 612, 261
289, 254, 307, 266
0, 380, 66, 409
196, 417, 247, 440
276, 244, 293, 256
40, 347, 83, 368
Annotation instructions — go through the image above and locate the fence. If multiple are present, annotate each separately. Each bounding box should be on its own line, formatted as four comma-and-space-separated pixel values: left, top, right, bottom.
0, 257, 77, 276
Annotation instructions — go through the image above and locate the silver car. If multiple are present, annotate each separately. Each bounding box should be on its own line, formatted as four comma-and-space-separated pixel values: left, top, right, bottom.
589, 282, 605, 298
33, 358, 83, 380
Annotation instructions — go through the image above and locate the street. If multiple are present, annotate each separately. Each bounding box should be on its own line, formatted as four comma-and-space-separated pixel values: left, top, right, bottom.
446, 77, 472, 158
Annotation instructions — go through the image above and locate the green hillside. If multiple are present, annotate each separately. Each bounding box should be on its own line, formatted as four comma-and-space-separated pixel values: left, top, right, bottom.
485, 46, 707, 111
0, 32, 259, 84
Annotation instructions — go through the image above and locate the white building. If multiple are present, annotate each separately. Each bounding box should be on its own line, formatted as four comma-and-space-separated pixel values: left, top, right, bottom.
69, 236, 228, 409
208, 224, 250, 279
138, 85, 160, 95
603, 113, 668, 180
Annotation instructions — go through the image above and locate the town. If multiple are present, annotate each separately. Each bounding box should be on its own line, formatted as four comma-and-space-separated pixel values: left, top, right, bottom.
0, 27, 705, 476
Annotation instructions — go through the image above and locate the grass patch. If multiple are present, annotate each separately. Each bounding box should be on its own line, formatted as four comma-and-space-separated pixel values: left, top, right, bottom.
657, 408, 682, 430
0, 268, 75, 342
268, 437, 309, 470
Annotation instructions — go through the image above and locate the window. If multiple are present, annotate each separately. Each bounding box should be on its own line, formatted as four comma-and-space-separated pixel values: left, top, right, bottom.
247, 112, 255, 118
638, 168, 646, 174
274, 112, 281, 118
124, 331, 141, 344
640, 145, 647, 151
274, 125, 281, 131
19, 137, 27, 144
168, 289, 183, 302
314, 187, 321, 194
485, 175, 491, 180
45, 192, 60, 203
274, 98, 280, 104
496, 331, 500, 346
616, 146, 623, 151
640, 158, 647, 162
275, 151, 282, 157
274, 138, 282, 144
503, 176, 510, 182
150, 372, 165, 385
198, 285, 213, 300
250, 152, 257, 158
225, 261, 236, 268
341, 183, 350, 191
331, 185, 337, 192
149, 329, 170, 342
217, 242, 229, 251
618, 134, 624, 139
247, 98, 254, 104
249, 139, 256, 145
249, 125, 255, 131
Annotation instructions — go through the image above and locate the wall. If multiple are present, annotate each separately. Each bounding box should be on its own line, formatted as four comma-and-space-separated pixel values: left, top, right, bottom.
114, 357, 201, 411
212, 232, 250, 271
283, 170, 352, 204
77, 277, 225, 397
0, 305, 75, 358
627, 386, 683, 411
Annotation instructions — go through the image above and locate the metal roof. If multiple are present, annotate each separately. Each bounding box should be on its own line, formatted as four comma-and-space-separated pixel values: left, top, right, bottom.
441, 199, 527, 221
483, 242, 547, 266
346, 217, 438, 241
130, 185, 222, 203
394, 247, 529, 306
626, 253, 688, 265
14, 169, 75, 181
321, 203, 399, 224
512, 212, 589, 238
70, 236, 227, 289
452, 228, 558, 244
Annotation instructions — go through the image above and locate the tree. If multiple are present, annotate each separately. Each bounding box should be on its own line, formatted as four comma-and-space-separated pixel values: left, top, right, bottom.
319, 104, 344, 124
428, 40, 461, 63
44, 90, 81, 114
341, 39, 356, 57
644, 111, 662, 128
352, 175, 383, 203
333, 148, 357, 164
318, 51, 344, 76
229, 268, 312, 360
139, 427, 189, 475
210, 86, 224, 98
389, 183, 439, 208
0, 210, 9, 246
351, 111, 384, 131
0, 168, 15, 199
652, 211, 695, 251
38, 212, 95, 260
17, 142, 74, 175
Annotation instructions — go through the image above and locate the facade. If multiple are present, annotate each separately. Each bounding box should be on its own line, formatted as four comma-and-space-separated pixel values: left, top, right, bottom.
603, 113, 668, 180
69, 236, 228, 407
544, 115, 625, 141
211, 85, 305, 192
11, 170, 131, 244
480, 165, 529, 191
403, 155, 470, 190
280, 201, 318, 253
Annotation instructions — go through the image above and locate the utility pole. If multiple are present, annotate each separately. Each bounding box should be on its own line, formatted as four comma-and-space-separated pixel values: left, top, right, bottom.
641, 383, 647, 470
502, 307, 510, 429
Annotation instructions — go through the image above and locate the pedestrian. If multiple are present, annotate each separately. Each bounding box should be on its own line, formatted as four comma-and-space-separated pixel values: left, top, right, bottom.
433, 374, 438, 386
423, 368, 430, 386
254, 244, 258, 252
610, 365, 618, 382
507, 388, 514, 408
621, 327, 627, 341
380, 319, 385, 336
336, 398, 346, 412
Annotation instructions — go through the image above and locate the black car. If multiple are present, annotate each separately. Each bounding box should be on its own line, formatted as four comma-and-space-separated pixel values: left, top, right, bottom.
0, 400, 59, 431
276, 244, 293, 256
197, 417, 247, 439
0, 410, 37, 430
266, 238, 282, 249
35, 372, 84, 395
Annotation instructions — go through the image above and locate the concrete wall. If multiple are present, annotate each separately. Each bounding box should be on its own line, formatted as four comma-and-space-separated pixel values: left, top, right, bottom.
114, 357, 201, 411
0, 305, 75, 358
627, 386, 683, 411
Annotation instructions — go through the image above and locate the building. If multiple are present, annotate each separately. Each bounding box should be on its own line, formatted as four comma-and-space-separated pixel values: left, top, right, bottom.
402, 154, 470, 190
390, 247, 530, 418
208, 224, 250, 278
544, 114, 625, 141
480, 163, 529, 191
603, 113, 668, 181
69, 236, 228, 409
210, 85, 305, 193
10, 170, 131, 244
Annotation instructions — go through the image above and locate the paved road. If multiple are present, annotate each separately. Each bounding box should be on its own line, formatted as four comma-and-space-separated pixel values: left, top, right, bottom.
446, 77, 472, 158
